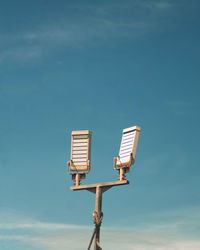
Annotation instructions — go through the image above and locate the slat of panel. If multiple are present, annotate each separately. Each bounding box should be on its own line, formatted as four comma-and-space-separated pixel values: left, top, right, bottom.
121, 141, 133, 147
73, 147, 87, 151
73, 152, 86, 156
119, 155, 131, 160
73, 162, 88, 165
120, 148, 132, 153
122, 134, 134, 139
122, 132, 135, 138
72, 150, 87, 155
73, 162, 87, 165
119, 154, 130, 159
121, 138, 134, 145
119, 153, 131, 158
73, 164, 87, 167
120, 145, 132, 150
72, 158, 87, 161
120, 144, 133, 151
73, 159, 87, 163
73, 150, 87, 153
121, 140, 133, 146
121, 143, 133, 148
73, 151, 87, 155
73, 146, 87, 150
120, 149, 132, 154
122, 134, 135, 140
72, 155, 87, 159
121, 147, 132, 152
122, 137, 134, 143
73, 142, 88, 147
120, 149, 132, 155
73, 139, 88, 143
120, 146, 132, 150
72, 157, 87, 161
73, 135, 88, 139
122, 131, 135, 138
73, 141, 88, 144
120, 149, 131, 154
120, 152, 131, 157
73, 138, 88, 140
122, 137, 134, 142
72, 160, 87, 163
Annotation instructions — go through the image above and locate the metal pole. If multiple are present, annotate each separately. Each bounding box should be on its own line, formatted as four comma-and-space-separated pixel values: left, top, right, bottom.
75, 173, 80, 186
71, 180, 129, 249
94, 186, 102, 250
119, 168, 125, 181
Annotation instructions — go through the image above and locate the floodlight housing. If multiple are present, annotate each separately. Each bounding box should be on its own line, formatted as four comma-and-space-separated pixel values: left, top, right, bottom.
68, 130, 92, 174
114, 126, 141, 171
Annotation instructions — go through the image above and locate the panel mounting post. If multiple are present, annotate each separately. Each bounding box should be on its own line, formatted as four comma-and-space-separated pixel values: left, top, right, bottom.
71, 180, 129, 249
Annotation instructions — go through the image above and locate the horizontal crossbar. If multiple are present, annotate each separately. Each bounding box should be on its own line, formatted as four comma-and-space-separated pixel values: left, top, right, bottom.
70, 180, 129, 193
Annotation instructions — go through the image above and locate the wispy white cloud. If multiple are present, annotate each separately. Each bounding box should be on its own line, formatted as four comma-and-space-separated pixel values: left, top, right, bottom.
0, 222, 88, 231
1, 223, 200, 250
0, 206, 200, 250
0, 22, 137, 63
0, 0, 177, 64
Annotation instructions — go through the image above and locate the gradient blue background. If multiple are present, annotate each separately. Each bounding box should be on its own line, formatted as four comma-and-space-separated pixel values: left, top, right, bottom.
0, 0, 200, 249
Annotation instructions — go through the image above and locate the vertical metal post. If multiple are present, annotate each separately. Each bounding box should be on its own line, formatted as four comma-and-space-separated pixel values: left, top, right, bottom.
94, 186, 102, 250
119, 168, 125, 181
75, 174, 80, 186
71, 180, 129, 250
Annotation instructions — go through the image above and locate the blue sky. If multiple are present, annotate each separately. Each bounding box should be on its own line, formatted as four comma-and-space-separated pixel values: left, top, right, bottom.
0, 0, 200, 249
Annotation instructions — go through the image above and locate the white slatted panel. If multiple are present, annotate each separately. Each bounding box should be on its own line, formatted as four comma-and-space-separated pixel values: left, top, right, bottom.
72, 136, 89, 166
118, 130, 136, 163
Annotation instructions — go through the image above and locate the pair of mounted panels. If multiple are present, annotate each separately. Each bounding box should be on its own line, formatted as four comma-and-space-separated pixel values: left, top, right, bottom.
68, 126, 141, 175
